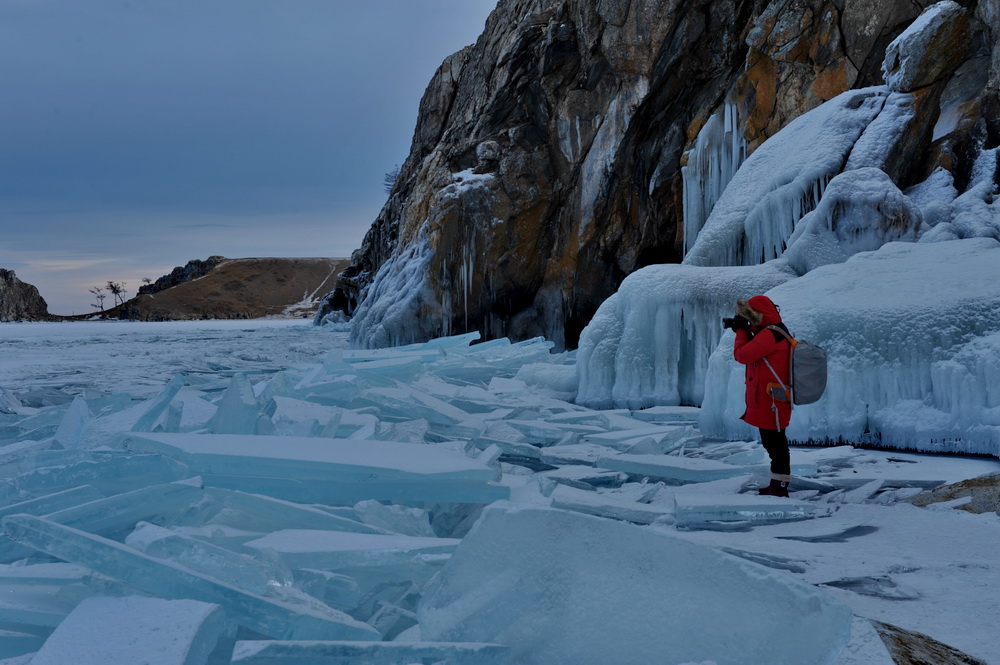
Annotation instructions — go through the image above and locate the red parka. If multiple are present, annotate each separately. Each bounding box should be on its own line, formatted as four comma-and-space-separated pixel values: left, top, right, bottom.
733, 295, 793, 431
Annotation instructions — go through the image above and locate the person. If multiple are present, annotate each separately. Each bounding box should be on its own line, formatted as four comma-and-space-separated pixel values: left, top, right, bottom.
725, 295, 794, 497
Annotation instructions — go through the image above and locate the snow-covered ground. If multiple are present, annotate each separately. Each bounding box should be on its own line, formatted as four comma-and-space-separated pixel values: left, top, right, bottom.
0, 320, 997, 664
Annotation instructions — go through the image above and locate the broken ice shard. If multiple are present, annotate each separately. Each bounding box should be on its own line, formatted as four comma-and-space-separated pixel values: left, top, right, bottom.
15, 453, 191, 496
202, 488, 387, 535
0, 480, 202, 563
123, 433, 508, 504
209, 373, 259, 435
131, 373, 186, 432
52, 396, 90, 450
549, 484, 672, 525
243, 530, 459, 571
0, 486, 104, 522
29, 595, 234, 665
418, 502, 853, 665
595, 453, 751, 483
230, 640, 510, 665
672, 494, 822, 528
125, 522, 290, 594
1, 514, 379, 641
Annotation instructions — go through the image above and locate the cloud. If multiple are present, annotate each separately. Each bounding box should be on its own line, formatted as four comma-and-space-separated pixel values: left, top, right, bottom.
0, 0, 498, 314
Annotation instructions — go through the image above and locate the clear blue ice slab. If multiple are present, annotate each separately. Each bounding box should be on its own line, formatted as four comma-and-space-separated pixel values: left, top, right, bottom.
208, 374, 259, 435
230, 640, 509, 665
125, 521, 290, 595
0, 486, 104, 523
595, 453, 751, 484
202, 488, 388, 535
1, 514, 380, 641
14, 453, 192, 496
123, 434, 508, 504
243, 530, 459, 571
672, 494, 824, 528
0, 480, 202, 563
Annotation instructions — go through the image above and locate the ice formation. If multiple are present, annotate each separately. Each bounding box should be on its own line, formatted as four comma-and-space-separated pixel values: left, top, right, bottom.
418, 502, 853, 665
681, 87, 887, 267
700, 239, 1000, 456
681, 100, 748, 254
348, 228, 437, 349
576, 261, 795, 408
783, 168, 922, 275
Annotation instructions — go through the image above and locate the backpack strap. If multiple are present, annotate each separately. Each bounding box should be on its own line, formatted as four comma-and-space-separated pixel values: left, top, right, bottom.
765, 325, 797, 404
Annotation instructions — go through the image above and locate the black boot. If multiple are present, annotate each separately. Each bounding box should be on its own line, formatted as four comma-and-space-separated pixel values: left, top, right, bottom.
758, 479, 789, 497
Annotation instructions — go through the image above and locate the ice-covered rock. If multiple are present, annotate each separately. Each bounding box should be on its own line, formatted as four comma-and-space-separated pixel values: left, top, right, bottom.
418, 502, 853, 665
784, 168, 922, 275
882, 1, 971, 93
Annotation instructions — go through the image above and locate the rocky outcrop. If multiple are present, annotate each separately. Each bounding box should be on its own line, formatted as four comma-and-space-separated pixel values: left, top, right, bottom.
114, 258, 348, 321
872, 620, 989, 665
330, 0, 1000, 350
137, 256, 227, 296
0, 270, 49, 322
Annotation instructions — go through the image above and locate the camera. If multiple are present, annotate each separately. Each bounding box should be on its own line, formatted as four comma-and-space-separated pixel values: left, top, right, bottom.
722, 315, 750, 331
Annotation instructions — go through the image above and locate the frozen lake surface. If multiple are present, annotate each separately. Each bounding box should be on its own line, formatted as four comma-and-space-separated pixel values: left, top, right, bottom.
0, 319, 998, 665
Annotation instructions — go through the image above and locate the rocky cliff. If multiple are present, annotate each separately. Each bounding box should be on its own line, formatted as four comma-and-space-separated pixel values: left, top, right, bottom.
112, 257, 349, 321
0, 270, 49, 322
325, 0, 1000, 350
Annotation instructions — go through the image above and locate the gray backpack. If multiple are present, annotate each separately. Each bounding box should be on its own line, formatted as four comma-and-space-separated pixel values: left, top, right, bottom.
763, 326, 828, 405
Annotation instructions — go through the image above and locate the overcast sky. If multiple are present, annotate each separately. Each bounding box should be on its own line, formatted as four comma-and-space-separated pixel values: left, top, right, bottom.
0, 0, 497, 315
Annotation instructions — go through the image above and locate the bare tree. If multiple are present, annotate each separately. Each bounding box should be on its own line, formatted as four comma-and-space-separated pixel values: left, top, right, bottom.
89, 286, 107, 312
383, 164, 400, 194
106, 281, 128, 307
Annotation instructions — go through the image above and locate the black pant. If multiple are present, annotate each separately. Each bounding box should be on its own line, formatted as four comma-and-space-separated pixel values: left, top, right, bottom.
759, 428, 790, 476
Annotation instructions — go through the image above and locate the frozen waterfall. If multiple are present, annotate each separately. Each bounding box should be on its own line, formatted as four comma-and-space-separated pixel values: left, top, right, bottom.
681, 100, 748, 255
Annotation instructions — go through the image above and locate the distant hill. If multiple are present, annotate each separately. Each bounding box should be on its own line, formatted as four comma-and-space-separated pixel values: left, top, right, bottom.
102, 257, 350, 321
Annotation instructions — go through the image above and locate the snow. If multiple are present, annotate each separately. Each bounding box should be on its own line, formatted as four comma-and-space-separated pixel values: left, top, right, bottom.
1, 320, 998, 664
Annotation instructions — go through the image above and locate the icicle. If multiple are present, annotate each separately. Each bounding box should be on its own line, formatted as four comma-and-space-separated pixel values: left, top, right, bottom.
681, 100, 748, 256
